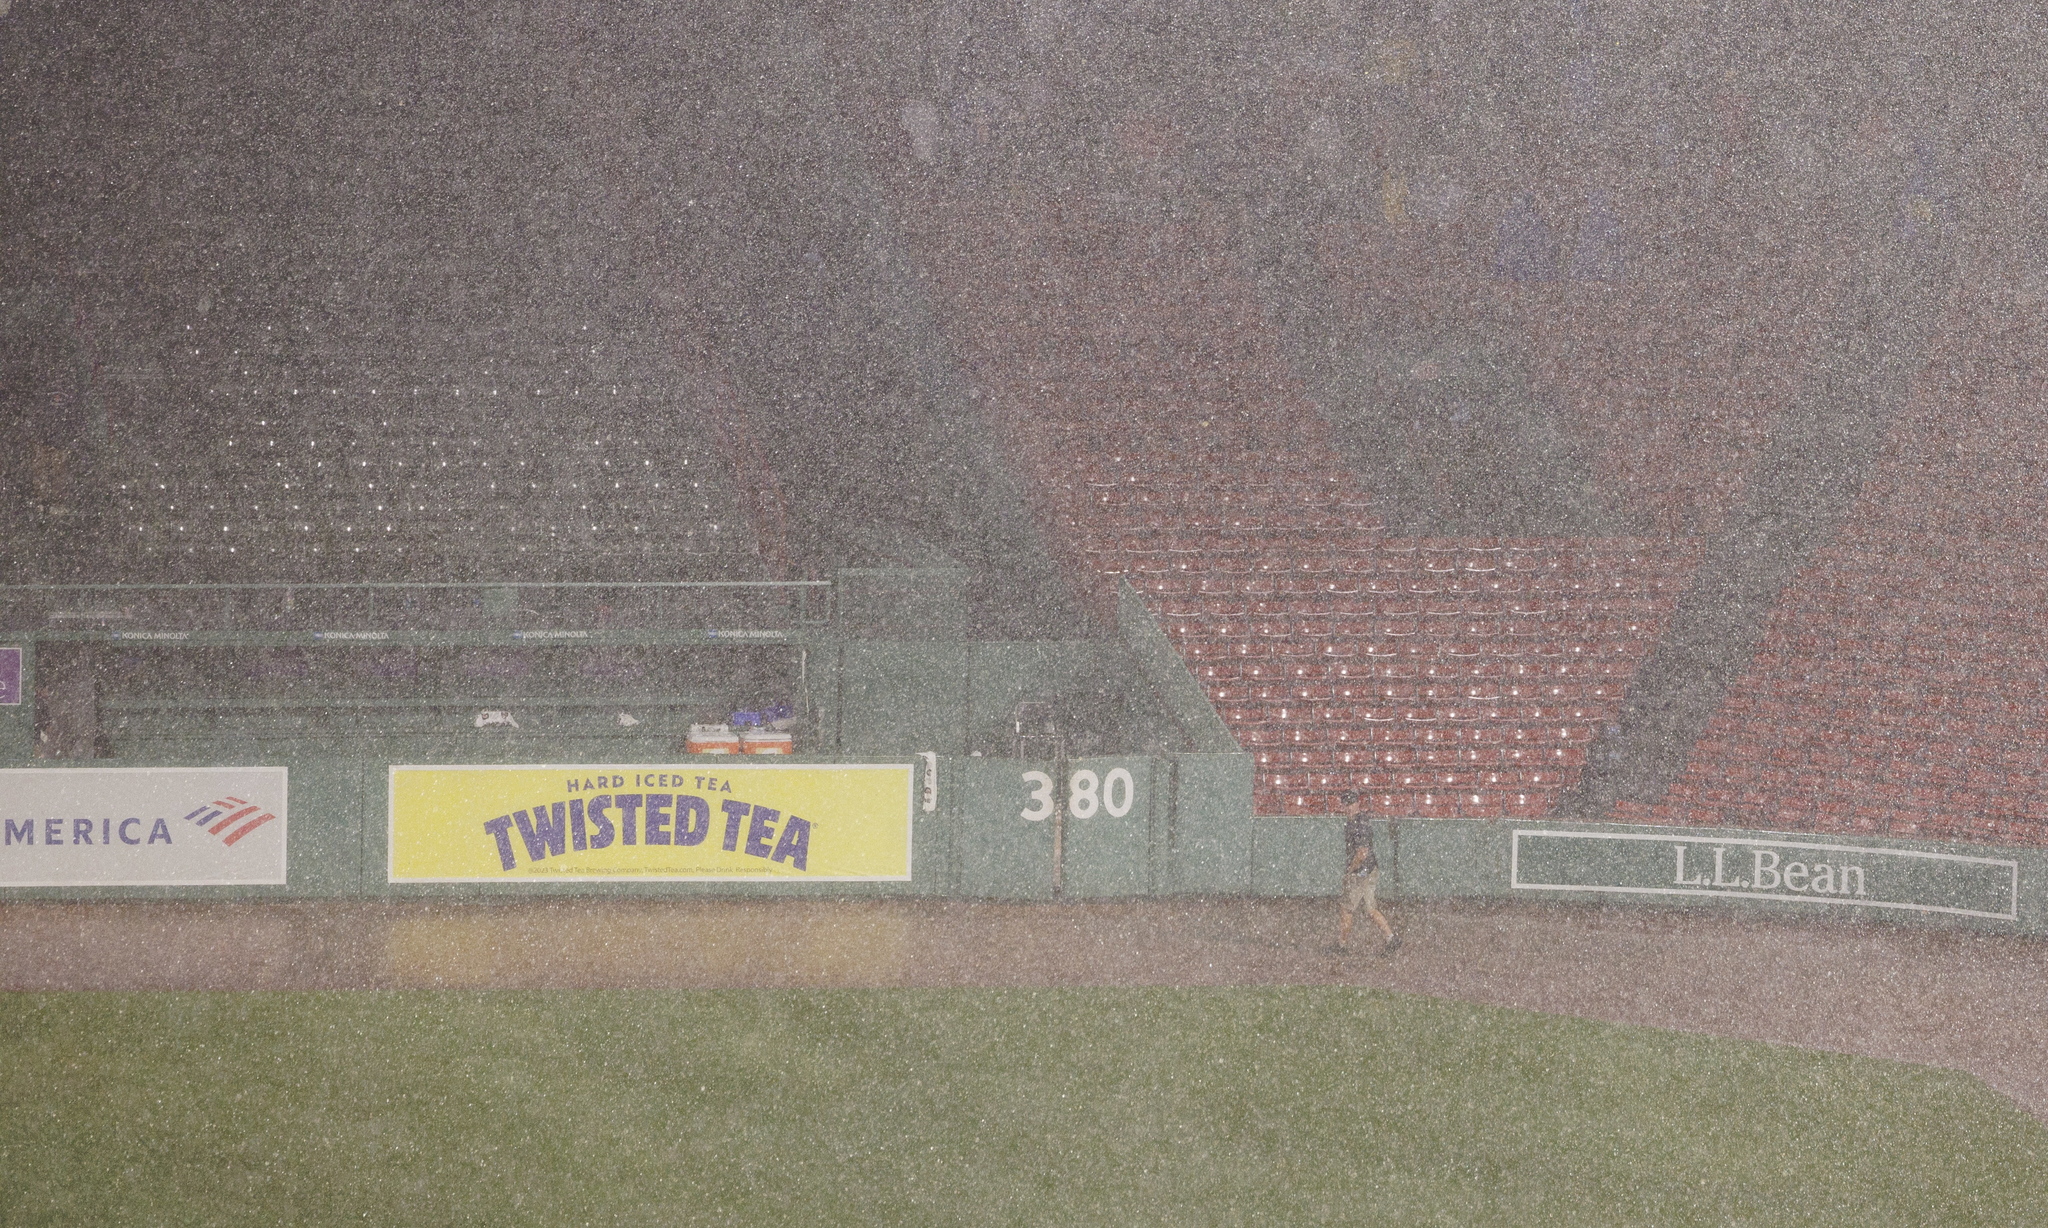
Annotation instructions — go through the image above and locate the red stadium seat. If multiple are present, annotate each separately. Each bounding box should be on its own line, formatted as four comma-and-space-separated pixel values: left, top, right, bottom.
1411, 791, 1453, 818
1283, 792, 1339, 815
1457, 791, 1504, 819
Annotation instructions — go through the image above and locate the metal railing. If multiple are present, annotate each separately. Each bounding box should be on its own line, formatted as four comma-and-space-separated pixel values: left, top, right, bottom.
0, 579, 834, 638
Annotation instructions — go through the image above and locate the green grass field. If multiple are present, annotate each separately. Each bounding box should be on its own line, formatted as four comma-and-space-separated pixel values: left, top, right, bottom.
1, 989, 2040, 1225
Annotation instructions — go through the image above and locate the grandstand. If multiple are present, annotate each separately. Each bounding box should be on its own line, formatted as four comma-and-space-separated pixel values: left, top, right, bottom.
102, 344, 759, 582
3, 0, 2046, 932
893, 184, 1703, 820
1619, 291, 2048, 847
14, 5, 2048, 1217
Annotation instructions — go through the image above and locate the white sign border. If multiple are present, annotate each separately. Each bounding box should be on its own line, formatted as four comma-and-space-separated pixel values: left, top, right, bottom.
0, 765, 290, 888
1509, 829, 2019, 921
387, 761, 918, 884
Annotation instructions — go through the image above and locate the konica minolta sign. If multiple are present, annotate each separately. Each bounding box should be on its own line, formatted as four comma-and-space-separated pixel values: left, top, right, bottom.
1510, 829, 2019, 922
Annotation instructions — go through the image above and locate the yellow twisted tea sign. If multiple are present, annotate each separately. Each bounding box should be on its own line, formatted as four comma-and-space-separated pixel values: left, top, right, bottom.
388, 763, 913, 883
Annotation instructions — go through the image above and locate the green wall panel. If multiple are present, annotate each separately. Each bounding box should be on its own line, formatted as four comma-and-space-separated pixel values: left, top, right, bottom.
1251, 817, 1343, 897
1168, 752, 1254, 894
1377, 818, 1503, 899
837, 643, 968, 756
271, 753, 364, 898
908, 757, 951, 897
1062, 757, 1156, 898
953, 756, 1056, 900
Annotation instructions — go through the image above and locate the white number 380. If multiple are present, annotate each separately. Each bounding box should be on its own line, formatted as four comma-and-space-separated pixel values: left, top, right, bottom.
1020, 768, 1135, 821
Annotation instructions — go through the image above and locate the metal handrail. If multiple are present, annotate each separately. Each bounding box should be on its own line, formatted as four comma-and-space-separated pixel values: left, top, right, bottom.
0, 580, 830, 591
0, 578, 838, 632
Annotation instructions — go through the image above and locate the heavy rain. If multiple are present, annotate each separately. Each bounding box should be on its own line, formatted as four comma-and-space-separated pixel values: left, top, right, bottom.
3, 1, 2046, 1222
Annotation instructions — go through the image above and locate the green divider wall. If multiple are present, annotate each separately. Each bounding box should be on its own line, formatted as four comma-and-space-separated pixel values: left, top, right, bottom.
286, 754, 367, 897
1115, 581, 1239, 754
1167, 752, 1255, 895
1111, 580, 1259, 894
0, 747, 1244, 902
832, 639, 1165, 759
1252, 817, 1343, 897
949, 756, 1058, 900
963, 641, 1116, 756
1, 572, 1265, 902
835, 642, 972, 756
832, 568, 969, 641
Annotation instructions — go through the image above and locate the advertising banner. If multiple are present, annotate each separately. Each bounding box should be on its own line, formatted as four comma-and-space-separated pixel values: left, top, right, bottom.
1511, 829, 2018, 921
389, 763, 914, 883
0, 766, 288, 887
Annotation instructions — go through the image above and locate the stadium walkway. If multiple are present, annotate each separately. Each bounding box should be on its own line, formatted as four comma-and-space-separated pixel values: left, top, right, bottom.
5, 897, 2046, 1121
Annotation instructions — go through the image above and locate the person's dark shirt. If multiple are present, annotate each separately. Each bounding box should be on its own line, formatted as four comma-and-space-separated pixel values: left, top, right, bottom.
1344, 817, 1377, 875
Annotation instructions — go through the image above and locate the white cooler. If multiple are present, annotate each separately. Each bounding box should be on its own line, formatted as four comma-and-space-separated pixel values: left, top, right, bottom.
685, 724, 742, 754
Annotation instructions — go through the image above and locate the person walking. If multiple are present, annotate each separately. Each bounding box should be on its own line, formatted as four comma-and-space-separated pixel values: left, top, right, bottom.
1337, 793, 1399, 954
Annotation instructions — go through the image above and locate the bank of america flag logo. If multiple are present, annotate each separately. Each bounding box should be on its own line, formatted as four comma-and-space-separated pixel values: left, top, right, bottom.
181, 796, 279, 847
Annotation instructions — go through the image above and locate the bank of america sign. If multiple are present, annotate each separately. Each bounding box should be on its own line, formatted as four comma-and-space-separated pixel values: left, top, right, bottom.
1511, 829, 2018, 922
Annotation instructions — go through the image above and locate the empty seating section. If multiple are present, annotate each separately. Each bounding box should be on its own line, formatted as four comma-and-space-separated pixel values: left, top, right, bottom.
903, 193, 1338, 472
1110, 495, 1698, 819
1312, 223, 1835, 538
105, 323, 758, 582
903, 189, 1703, 817
1620, 302, 2048, 846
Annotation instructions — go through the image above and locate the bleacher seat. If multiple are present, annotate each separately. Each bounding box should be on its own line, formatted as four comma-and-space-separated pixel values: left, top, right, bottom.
98, 323, 763, 582
892, 182, 1704, 818
1629, 294, 2048, 845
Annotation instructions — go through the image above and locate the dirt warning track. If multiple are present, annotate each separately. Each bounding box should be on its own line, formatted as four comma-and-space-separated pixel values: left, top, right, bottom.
7, 896, 2047, 1122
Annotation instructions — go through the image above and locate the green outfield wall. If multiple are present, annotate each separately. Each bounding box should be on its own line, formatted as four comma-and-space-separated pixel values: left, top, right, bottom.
1291, 815, 2041, 935
1, 576, 2039, 938
4, 745, 2039, 940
